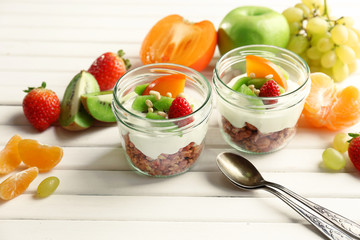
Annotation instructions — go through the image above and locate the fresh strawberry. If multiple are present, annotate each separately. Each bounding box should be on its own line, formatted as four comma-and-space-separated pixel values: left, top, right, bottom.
88, 50, 131, 91
168, 97, 194, 127
259, 79, 281, 104
348, 133, 360, 171
22, 82, 60, 131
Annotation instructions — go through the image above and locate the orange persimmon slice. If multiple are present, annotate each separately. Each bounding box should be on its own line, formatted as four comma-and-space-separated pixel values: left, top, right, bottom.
18, 139, 63, 172
0, 167, 38, 200
142, 74, 186, 97
0, 135, 22, 175
246, 55, 288, 91
140, 14, 217, 72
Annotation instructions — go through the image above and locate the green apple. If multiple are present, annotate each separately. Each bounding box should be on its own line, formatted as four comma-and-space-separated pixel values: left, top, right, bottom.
218, 6, 290, 55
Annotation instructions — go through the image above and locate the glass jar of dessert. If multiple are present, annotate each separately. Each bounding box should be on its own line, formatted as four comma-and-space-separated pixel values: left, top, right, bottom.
213, 45, 310, 154
112, 63, 212, 177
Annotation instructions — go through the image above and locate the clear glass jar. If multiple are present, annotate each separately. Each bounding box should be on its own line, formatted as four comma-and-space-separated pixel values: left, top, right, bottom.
112, 63, 212, 177
213, 45, 310, 154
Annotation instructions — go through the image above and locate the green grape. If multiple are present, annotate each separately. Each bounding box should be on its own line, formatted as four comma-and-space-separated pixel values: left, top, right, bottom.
322, 148, 346, 171
320, 50, 337, 68
307, 17, 329, 35
332, 59, 349, 82
316, 37, 334, 52
37, 176, 60, 198
287, 35, 309, 54
335, 45, 356, 64
282, 7, 304, 23
345, 28, 359, 48
338, 17, 354, 27
333, 133, 350, 153
331, 24, 349, 45
302, 0, 322, 10
310, 32, 331, 46
306, 46, 322, 60
320, 67, 333, 77
289, 22, 301, 35
295, 3, 310, 18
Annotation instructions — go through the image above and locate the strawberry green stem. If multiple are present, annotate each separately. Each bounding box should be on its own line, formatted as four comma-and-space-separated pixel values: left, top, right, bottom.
24, 81, 46, 93
117, 49, 131, 70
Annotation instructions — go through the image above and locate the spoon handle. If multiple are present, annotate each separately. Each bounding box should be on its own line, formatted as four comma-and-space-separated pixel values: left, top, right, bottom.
265, 186, 354, 240
267, 181, 360, 239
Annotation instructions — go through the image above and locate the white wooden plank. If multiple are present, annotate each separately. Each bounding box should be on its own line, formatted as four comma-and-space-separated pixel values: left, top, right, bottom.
1, 195, 359, 224
0, 220, 325, 240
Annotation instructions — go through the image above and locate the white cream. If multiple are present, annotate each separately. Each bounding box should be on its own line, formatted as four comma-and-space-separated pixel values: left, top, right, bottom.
218, 79, 305, 134
119, 93, 207, 159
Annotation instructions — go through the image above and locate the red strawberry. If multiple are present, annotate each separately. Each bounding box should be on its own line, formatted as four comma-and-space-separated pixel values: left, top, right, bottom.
168, 97, 194, 127
88, 50, 131, 91
22, 82, 60, 131
348, 133, 360, 171
259, 79, 281, 104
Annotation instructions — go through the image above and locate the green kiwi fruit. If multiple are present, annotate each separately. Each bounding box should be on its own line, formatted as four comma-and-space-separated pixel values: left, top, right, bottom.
134, 83, 149, 95
132, 95, 157, 112
153, 97, 173, 112
81, 91, 115, 122
232, 76, 251, 91
59, 70, 100, 130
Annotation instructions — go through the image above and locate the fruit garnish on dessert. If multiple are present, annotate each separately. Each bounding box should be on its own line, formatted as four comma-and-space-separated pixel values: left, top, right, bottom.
88, 50, 131, 91
245, 55, 288, 91
22, 82, 60, 131
0, 135, 22, 175
0, 167, 38, 201
141, 74, 186, 97
18, 139, 63, 172
230, 55, 288, 105
302, 72, 360, 130
168, 97, 194, 127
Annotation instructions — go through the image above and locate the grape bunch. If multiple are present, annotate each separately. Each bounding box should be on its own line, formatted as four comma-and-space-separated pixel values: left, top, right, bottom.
282, 0, 360, 82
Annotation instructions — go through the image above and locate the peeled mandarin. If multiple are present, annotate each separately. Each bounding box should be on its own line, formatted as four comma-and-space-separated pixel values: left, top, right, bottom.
18, 139, 63, 172
0, 135, 23, 175
0, 167, 38, 200
302, 72, 360, 130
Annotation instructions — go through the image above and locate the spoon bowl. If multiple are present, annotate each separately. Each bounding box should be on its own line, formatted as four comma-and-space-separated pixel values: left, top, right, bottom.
216, 152, 265, 189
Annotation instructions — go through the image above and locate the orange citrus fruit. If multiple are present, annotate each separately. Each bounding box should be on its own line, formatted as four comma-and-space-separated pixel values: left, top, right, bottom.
0, 135, 23, 175
18, 139, 63, 172
302, 72, 360, 130
0, 167, 38, 200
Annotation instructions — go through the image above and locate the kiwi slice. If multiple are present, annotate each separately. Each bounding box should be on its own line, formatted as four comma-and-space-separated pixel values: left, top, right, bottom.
59, 71, 100, 131
134, 83, 149, 95
153, 97, 174, 112
238, 84, 263, 106
81, 91, 115, 122
246, 78, 268, 89
232, 76, 251, 91
132, 95, 157, 112
146, 112, 166, 120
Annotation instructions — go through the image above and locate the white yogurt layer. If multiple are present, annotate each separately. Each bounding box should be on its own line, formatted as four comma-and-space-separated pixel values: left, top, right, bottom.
119, 92, 207, 159
218, 79, 305, 134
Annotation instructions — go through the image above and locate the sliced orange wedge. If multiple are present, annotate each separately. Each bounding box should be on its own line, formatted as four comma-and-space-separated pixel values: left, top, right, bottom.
245, 55, 288, 91
18, 139, 63, 172
0, 135, 22, 175
0, 167, 38, 200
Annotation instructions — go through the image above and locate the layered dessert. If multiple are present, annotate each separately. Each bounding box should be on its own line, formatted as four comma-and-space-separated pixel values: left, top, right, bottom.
216, 54, 308, 153
115, 73, 210, 176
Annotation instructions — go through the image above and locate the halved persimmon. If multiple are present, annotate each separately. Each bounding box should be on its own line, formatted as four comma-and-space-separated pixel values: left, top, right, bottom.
246, 55, 288, 91
142, 74, 186, 97
140, 14, 217, 72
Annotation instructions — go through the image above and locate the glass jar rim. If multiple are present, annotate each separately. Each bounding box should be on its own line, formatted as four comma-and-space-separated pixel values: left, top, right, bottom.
113, 63, 213, 129
213, 44, 311, 100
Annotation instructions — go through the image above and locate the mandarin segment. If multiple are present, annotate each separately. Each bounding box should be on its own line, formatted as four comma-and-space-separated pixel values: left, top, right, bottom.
302, 72, 360, 130
0, 167, 38, 200
18, 139, 63, 172
0, 135, 23, 175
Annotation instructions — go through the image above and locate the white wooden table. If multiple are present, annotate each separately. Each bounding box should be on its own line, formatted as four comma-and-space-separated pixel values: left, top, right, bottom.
1, 0, 360, 239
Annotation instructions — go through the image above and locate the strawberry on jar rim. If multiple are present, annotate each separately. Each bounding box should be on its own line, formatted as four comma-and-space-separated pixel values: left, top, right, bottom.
88, 50, 131, 91
22, 82, 60, 131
